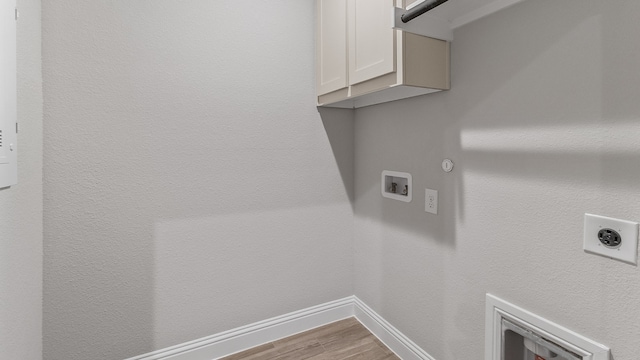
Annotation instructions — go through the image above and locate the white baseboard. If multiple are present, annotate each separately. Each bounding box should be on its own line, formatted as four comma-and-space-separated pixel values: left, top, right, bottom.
125, 296, 434, 360
353, 297, 436, 360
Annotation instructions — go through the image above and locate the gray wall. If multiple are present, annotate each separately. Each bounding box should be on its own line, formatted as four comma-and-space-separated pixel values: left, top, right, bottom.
42, 1, 353, 359
0, 0, 42, 359
41, 0, 640, 359
354, 0, 640, 359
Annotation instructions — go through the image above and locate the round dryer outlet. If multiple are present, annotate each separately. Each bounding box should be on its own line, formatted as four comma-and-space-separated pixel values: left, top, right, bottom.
598, 228, 622, 248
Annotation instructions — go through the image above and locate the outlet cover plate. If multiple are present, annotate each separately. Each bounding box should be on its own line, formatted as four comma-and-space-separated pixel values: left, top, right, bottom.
584, 213, 639, 265
425, 188, 438, 214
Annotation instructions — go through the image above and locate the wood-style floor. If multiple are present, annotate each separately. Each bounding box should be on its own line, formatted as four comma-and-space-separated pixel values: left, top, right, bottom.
219, 317, 401, 360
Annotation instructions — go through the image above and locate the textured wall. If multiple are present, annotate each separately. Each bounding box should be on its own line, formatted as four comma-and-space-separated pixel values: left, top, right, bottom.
42, 1, 353, 359
354, 0, 640, 359
0, 0, 43, 358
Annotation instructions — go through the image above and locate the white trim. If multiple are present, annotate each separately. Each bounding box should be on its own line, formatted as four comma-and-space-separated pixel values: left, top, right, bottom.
125, 296, 435, 360
485, 294, 610, 360
125, 297, 354, 360
353, 297, 436, 360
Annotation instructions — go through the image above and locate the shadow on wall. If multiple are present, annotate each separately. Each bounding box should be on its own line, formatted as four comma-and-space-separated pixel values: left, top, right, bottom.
350, 0, 640, 243
443, 3, 640, 357
43, 1, 356, 359
350, 0, 640, 358
318, 107, 355, 206
352, 91, 458, 247
448, 0, 640, 221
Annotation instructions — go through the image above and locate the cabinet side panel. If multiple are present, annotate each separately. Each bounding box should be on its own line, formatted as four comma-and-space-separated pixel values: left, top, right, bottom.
403, 33, 450, 90
317, 0, 348, 96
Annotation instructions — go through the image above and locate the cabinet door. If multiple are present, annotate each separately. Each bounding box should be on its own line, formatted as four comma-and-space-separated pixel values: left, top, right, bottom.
348, 0, 395, 85
317, 0, 348, 96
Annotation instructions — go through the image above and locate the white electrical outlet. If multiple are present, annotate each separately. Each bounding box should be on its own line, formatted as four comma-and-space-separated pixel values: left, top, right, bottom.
583, 213, 639, 265
425, 189, 437, 214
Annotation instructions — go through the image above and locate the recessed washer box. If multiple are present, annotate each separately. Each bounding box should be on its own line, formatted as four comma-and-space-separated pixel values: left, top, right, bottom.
381, 171, 412, 202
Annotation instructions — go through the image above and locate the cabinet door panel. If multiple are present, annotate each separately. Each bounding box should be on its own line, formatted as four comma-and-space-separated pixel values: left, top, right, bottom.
317, 0, 348, 96
348, 0, 395, 85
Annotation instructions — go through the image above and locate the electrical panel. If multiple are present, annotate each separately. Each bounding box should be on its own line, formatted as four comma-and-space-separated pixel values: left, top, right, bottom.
0, 1, 17, 188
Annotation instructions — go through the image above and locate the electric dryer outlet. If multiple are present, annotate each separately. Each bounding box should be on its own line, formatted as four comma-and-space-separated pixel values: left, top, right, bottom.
583, 213, 639, 265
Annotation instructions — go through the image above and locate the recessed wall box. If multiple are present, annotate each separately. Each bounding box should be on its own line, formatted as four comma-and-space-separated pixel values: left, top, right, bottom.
0, 1, 18, 188
381, 171, 412, 202
486, 294, 610, 360
583, 213, 639, 265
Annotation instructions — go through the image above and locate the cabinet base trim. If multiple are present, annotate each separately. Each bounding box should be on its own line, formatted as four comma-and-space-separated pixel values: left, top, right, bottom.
319, 85, 442, 109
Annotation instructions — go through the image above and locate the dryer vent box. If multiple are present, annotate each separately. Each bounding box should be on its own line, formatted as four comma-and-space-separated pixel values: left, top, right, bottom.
0, 1, 17, 188
486, 294, 610, 360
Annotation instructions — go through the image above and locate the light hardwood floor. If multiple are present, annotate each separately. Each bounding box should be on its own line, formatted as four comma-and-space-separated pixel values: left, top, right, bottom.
219, 317, 401, 360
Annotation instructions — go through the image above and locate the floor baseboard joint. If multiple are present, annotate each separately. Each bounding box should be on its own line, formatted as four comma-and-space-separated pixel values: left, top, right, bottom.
125, 296, 434, 360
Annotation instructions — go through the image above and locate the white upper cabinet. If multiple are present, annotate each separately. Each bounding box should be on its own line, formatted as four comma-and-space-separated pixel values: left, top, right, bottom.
316, 0, 450, 108
316, 0, 348, 96
348, 0, 395, 85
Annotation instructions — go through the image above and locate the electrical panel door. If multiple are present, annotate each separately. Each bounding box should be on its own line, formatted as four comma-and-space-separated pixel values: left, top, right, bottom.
0, 1, 17, 188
